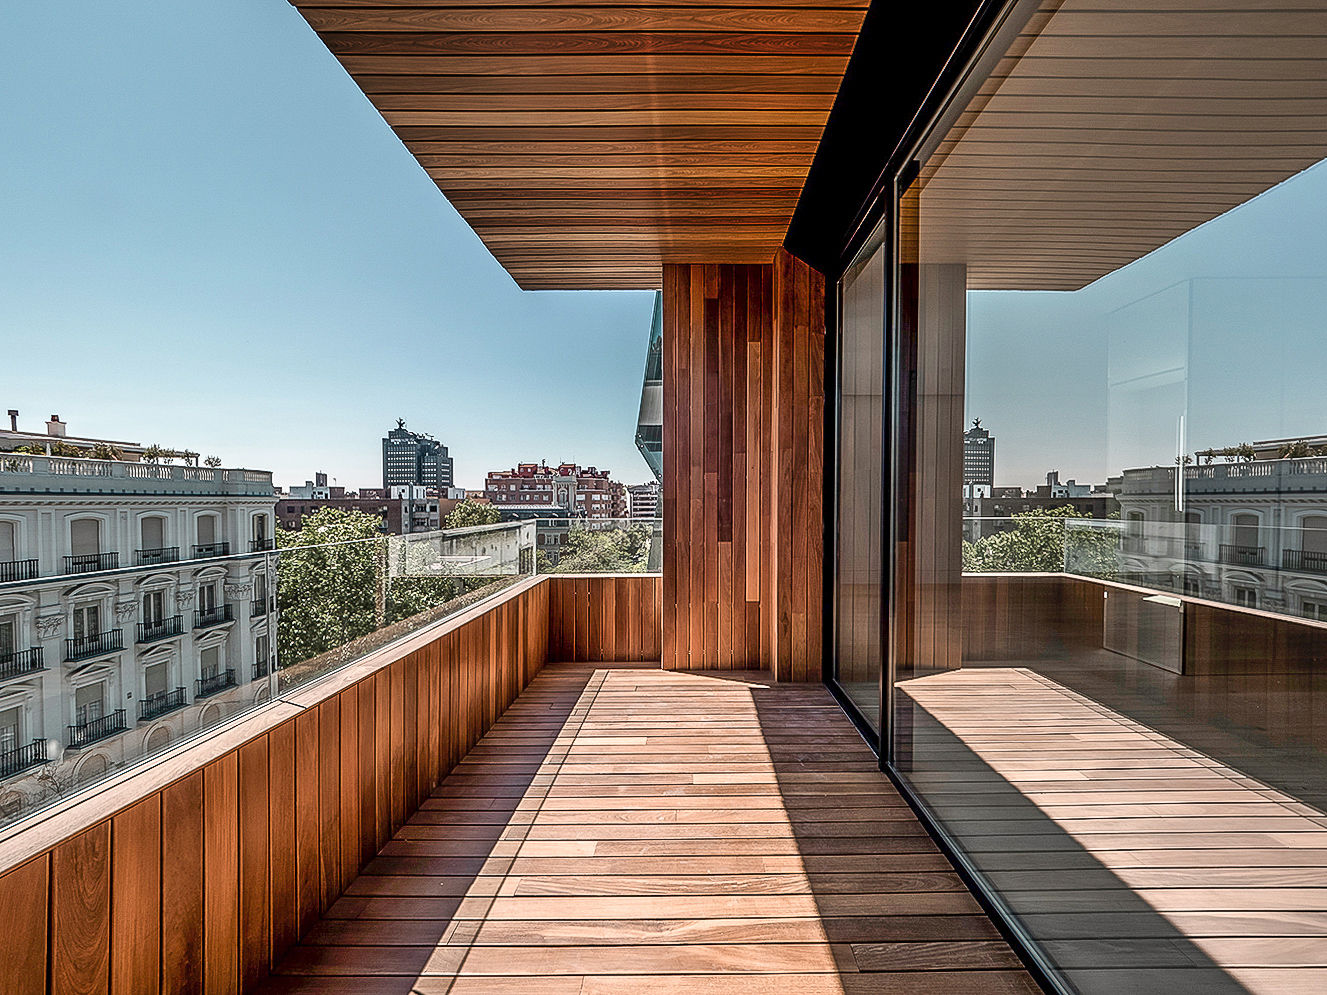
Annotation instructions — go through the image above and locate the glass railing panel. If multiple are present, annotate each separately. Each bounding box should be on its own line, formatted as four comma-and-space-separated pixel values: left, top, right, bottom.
0, 515, 537, 833
528, 517, 662, 574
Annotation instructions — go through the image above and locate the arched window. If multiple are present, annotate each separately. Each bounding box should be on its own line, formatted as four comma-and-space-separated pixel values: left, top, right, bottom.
70, 518, 101, 557
1232, 513, 1259, 549
0, 521, 15, 563
1304, 515, 1327, 555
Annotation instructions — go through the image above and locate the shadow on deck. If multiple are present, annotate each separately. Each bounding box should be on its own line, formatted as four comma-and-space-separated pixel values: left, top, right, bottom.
259, 662, 1038, 994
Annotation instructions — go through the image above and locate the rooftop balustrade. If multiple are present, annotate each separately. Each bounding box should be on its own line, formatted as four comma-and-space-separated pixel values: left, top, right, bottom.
0, 453, 273, 496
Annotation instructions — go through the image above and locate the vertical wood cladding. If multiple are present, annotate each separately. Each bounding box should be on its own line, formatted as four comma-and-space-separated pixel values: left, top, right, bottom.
547, 575, 663, 663
0, 578, 553, 995
662, 249, 825, 680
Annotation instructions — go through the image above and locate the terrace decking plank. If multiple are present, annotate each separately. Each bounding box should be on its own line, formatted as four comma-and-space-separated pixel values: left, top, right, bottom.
261, 664, 1033, 991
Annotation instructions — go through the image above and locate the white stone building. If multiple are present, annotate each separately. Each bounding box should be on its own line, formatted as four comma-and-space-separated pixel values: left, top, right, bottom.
0, 441, 277, 814
627, 480, 660, 520
1115, 455, 1327, 616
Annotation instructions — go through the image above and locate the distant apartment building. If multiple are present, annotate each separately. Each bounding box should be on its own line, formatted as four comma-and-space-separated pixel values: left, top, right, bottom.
627, 480, 660, 519
485, 462, 627, 562
965, 471, 1118, 540
963, 418, 995, 491
1116, 444, 1327, 613
382, 419, 453, 491
485, 462, 626, 520
0, 416, 277, 811
276, 474, 463, 534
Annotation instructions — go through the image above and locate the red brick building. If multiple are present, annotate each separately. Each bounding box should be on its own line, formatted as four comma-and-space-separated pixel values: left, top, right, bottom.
484, 462, 626, 519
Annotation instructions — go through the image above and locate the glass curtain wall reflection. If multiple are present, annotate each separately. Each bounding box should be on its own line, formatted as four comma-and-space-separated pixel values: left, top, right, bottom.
833, 240, 886, 730
866, 0, 1327, 990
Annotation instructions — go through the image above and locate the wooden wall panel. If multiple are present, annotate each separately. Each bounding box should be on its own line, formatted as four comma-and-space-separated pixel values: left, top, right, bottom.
203, 756, 239, 995
51, 823, 110, 995
160, 772, 204, 995
961, 574, 1104, 661
545, 575, 662, 662
0, 577, 640, 994
111, 798, 161, 995
662, 248, 825, 679
268, 721, 298, 963
0, 855, 48, 995
237, 739, 270, 990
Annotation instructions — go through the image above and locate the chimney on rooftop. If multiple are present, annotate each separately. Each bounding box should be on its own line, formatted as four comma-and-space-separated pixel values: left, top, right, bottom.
46, 415, 66, 438
6, 410, 16, 432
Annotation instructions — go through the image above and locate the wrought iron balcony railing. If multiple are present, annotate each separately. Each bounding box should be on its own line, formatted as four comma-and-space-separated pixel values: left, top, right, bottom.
194, 604, 234, 629
138, 688, 187, 721
137, 615, 184, 643
0, 740, 47, 779
1220, 543, 1265, 566
65, 629, 124, 662
1283, 549, 1327, 575
64, 552, 118, 574
192, 542, 231, 559
0, 646, 45, 683
135, 546, 180, 566
0, 646, 45, 684
196, 669, 236, 699
251, 596, 276, 618
250, 538, 274, 552
252, 659, 269, 681
67, 709, 128, 749
0, 558, 38, 583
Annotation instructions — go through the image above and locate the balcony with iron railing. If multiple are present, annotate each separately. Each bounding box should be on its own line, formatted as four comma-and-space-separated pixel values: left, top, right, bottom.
0, 647, 44, 683
63, 551, 118, 574
195, 669, 236, 699
0, 559, 38, 583
1283, 548, 1327, 575
67, 709, 127, 749
137, 688, 187, 721
252, 659, 269, 681
192, 541, 230, 559
194, 604, 234, 629
136, 615, 184, 644
135, 545, 180, 566
1220, 542, 1265, 566
0, 740, 47, 779
251, 595, 275, 618
250, 538, 274, 552
64, 628, 124, 662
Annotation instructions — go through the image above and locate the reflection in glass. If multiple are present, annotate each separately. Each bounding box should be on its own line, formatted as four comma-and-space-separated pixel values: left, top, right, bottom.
833, 241, 885, 730
881, 0, 1327, 990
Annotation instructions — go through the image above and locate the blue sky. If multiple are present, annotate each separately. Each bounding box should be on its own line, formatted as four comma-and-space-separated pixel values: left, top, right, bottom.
965, 159, 1327, 490
0, 1, 656, 491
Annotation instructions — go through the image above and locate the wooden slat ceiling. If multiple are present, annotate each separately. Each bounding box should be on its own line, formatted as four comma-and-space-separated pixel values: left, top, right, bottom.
911, 0, 1327, 291
290, 0, 870, 290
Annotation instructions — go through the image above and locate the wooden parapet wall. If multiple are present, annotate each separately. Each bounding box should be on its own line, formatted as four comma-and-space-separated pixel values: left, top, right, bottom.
0, 577, 551, 995
546, 574, 663, 663
963, 572, 1327, 676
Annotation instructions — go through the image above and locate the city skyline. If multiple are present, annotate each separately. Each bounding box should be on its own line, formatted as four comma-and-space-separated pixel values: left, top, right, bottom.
0, 3, 654, 495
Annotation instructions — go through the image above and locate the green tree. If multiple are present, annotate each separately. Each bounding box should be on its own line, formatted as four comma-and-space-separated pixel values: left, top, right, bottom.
445, 500, 502, 529
275, 508, 385, 667
553, 523, 652, 573
962, 506, 1118, 578
1279, 439, 1314, 459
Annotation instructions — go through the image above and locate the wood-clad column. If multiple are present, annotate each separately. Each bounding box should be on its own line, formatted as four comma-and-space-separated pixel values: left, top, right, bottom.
895, 260, 966, 678
662, 249, 824, 680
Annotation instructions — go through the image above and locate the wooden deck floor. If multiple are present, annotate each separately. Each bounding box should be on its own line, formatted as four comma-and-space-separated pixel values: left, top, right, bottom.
900, 665, 1327, 995
261, 663, 1037, 994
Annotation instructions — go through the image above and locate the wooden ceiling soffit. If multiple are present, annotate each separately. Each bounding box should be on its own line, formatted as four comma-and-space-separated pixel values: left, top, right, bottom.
291, 1, 870, 289
910, 0, 1327, 291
